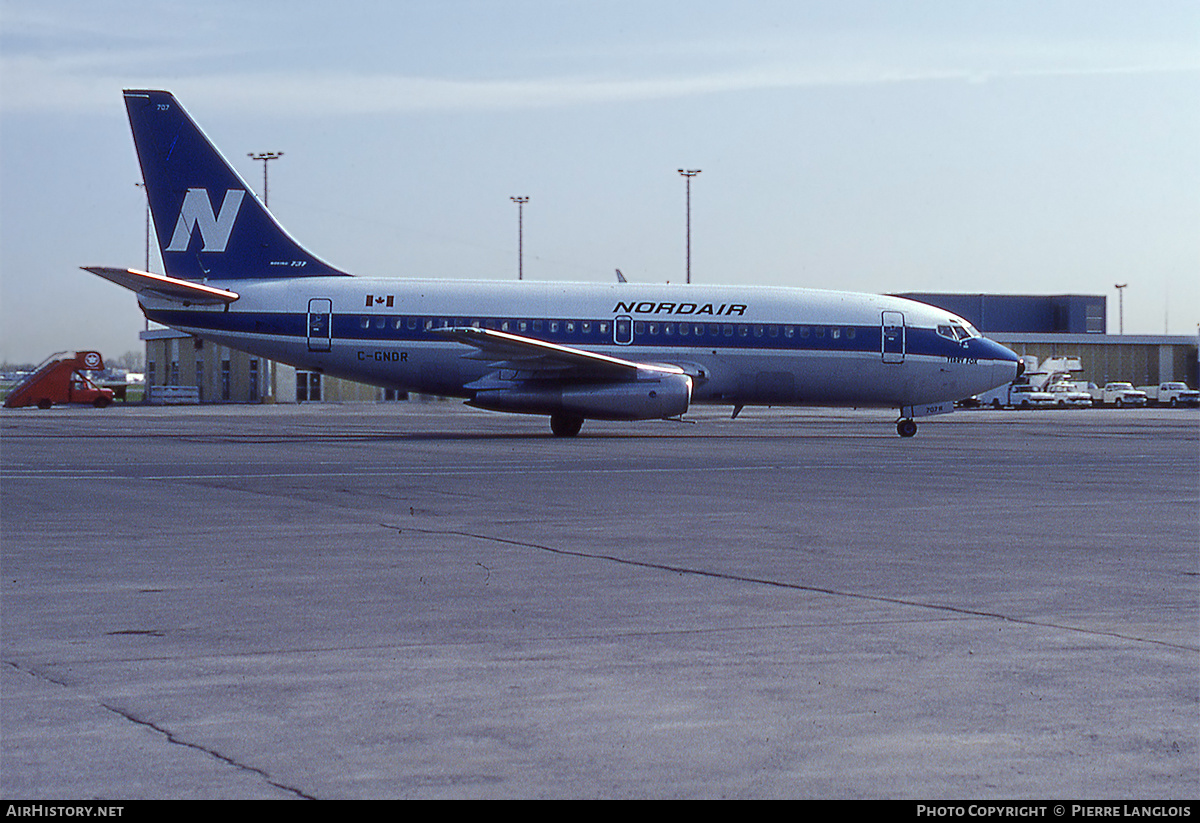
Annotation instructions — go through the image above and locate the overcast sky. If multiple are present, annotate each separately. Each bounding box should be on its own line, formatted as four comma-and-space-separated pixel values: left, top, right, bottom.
1, 0, 1197, 363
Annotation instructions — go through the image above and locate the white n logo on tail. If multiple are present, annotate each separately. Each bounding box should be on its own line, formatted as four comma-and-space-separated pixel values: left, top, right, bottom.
166, 188, 245, 252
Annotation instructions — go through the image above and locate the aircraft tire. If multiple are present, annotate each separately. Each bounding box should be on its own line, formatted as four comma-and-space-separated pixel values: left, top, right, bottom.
897, 418, 917, 438
550, 414, 584, 438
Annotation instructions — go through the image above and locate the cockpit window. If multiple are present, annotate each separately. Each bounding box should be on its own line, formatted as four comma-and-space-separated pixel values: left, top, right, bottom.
938, 320, 981, 341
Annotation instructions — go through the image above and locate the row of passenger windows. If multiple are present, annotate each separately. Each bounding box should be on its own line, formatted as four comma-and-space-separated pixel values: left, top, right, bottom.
357, 316, 614, 335
355, 315, 860, 341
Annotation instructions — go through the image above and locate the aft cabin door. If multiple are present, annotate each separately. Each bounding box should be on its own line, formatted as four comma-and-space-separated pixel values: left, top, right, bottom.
881, 311, 905, 364
308, 298, 333, 352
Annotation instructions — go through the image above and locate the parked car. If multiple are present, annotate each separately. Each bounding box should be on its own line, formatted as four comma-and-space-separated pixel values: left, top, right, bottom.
1136, 382, 1200, 408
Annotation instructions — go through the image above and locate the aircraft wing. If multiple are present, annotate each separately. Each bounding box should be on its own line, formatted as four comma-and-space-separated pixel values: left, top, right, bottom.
432, 326, 685, 379
82, 267, 240, 305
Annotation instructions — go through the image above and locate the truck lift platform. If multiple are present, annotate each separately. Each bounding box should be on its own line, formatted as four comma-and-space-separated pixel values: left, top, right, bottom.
3, 351, 116, 409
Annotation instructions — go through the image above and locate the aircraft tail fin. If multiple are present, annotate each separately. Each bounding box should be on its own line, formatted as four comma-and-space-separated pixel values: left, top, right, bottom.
123, 89, 349, 281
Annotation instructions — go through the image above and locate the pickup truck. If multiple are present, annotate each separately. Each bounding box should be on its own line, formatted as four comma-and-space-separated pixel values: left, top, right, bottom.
1045, 381, 1093, 408
1136, 382, 1200, 407
980, 382, 1056, 409
1090, 382, 1148, 407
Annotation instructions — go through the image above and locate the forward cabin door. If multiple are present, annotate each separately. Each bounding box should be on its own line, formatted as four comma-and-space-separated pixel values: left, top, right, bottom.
881, 311, 905, 364
308, 298, 333, 352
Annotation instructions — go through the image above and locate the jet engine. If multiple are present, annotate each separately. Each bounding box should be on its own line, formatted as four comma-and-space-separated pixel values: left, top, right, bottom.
469, 373, 692, 421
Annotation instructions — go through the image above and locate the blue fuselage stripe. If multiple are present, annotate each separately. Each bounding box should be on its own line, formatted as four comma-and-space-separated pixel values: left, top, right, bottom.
150, 309, 985, 360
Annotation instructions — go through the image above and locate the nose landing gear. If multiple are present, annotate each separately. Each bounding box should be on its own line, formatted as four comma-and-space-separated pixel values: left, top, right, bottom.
896, 418, 918, 438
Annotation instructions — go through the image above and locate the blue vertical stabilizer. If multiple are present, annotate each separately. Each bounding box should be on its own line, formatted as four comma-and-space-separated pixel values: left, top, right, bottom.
123, 89, 349, 281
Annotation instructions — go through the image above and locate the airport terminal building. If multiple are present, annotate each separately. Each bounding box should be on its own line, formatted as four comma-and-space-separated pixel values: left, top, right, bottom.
140, 293, 1198, 404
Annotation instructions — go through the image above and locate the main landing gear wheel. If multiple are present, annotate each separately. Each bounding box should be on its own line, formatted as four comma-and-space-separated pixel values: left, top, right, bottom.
896, 418, 918, 438
550, 413, 584, 438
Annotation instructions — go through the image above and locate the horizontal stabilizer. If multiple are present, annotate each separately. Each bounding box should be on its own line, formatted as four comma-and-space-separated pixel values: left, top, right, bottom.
81, 267, 239, 305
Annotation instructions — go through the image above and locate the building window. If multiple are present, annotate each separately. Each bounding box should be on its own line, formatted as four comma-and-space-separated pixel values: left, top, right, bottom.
221, 360, 231, 401
249, 360, 259, 401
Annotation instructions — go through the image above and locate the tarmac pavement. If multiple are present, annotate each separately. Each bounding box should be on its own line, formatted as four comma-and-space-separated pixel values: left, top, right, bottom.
1, 403, 1196, 799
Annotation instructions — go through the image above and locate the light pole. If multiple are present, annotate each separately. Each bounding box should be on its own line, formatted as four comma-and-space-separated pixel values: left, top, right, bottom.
1114, 283, 1127, 334
248, 151, 284, 208
511, 196, 529, 280
678, 169, 700, 283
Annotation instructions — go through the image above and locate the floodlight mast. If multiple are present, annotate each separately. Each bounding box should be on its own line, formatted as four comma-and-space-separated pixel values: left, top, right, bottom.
1114, 283, 1128, 334
678, 169, 701, 284
511, 196, 529, 280
248, 151, 284, 208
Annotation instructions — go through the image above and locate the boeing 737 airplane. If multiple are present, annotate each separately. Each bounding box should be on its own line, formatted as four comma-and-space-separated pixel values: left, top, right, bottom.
86, 90, 1020, 436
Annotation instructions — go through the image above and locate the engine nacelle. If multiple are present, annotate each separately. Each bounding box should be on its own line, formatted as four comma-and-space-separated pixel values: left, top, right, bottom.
470, 373, 692, 421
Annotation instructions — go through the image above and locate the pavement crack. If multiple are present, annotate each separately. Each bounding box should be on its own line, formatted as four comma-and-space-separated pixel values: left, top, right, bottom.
385, 525, 1200, 654
4, 660, 316, 800
98, 703, 317, 800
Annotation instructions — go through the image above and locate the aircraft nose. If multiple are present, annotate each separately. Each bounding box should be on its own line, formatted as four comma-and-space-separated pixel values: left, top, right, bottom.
972, 338, 1020, 392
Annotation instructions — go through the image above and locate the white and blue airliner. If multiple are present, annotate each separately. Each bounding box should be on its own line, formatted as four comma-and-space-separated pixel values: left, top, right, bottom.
86, 90, 1021, 437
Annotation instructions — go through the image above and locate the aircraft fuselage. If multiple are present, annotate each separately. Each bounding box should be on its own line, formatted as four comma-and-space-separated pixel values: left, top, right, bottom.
143, 277, 1019, 411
